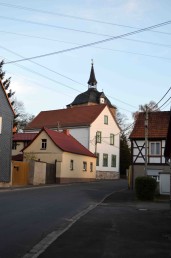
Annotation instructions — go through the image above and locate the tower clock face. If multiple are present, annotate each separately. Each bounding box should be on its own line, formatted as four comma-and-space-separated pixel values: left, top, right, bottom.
100, 97, 104, 104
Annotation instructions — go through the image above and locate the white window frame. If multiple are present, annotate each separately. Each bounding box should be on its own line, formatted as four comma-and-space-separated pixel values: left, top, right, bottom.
149, 142, 161, 156
104, 115, 108, 125
41, 139, 47, 150
96, 131, 102, 143
111, 154, 116, 167
110, 134, 115, 145
103, 153, 108, 167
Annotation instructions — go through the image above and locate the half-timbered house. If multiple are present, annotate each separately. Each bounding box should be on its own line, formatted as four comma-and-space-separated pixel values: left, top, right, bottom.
129, 111, 171, 186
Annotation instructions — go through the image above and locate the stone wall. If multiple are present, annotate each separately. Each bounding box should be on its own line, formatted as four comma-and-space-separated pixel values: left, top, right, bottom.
96, 171, 120, 180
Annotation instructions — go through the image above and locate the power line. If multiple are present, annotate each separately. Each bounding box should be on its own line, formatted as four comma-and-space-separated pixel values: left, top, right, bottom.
0, 45, 85, 86
0, 2, 171, 36
1, 47, 135, 111
161, 100, 171, 110
1, 30, 171, 62
157, 96, 171, 110
4, 20, 171, 64
1, 29, 171, 50
0, 15, 111, 37
1, 33, 171, 63
152, 87, 171, 110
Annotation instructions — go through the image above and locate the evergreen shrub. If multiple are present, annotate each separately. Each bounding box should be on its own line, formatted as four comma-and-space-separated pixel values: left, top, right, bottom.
135, 176, 157, 201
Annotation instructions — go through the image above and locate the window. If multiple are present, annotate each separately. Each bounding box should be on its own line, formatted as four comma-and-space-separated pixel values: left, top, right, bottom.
111, 155, 116, 167
104, 115, 108, 125
103, 154, 108, 167
83, 161, 87, 171
100, 97, 104, 104
41, 139, 47, 149
12, 141, 17, 150
96, 153, 100, 166
150, 142, 161, 155
96, 131, 102, 143
24, 141, 29, 148
90, 162, 93, 172
110, 134, 115, 145
70, 160, 74, 170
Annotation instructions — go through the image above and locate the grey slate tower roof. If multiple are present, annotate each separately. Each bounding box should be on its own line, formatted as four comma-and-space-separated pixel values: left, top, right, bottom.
88, 62, 97, 88
67, 62, 116, 110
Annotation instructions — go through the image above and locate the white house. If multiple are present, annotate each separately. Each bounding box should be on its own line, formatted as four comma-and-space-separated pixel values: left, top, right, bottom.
25, 104, 120, 179
24, 63, 120, 179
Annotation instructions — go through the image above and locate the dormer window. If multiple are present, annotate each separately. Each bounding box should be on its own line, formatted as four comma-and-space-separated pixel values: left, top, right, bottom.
100, 97, 104, 104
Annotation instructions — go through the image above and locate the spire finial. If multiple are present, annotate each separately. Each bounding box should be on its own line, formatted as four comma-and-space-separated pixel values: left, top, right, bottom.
88, 60, 97, 89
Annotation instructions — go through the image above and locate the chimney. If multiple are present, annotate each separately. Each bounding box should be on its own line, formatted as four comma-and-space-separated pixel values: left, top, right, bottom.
63, 129, 70, 136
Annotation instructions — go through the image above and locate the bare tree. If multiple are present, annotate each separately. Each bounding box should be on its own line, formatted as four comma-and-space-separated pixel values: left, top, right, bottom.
132, 100, 159, 121
13, 98, 34, 132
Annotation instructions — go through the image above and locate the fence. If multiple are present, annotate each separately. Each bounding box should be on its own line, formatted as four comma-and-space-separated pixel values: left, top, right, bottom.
12, 161, 56, 186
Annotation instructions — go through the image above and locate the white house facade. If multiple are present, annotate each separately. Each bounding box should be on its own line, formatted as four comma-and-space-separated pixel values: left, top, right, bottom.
24, 63, 121, 179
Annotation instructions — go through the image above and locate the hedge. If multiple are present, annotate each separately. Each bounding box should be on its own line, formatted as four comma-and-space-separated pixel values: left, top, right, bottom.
135, 176, 157, 201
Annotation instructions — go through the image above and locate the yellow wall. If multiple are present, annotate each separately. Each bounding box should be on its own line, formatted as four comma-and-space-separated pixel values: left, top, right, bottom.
12, 141, 24, 156
23, 131, 63, 163
23, 130, 96, 180
60, 152, 96, 179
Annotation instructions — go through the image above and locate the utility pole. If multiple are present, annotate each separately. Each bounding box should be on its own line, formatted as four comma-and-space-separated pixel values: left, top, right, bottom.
144, 108, 148, 176
95, 134, 97, 156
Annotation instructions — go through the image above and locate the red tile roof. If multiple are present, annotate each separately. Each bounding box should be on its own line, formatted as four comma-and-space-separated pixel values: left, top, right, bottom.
13, 133, 37, 141
12, 154, 23, 161
130, 111, 171, 139
25, 105, 107, 130
25, 128, 96, 158
45, 128, 95, 157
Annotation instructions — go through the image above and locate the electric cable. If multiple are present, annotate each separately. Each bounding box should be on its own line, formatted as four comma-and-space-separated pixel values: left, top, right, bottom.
1, 29, 171, 50
152, 87, 171, 110
4, 19, 171, 64
0, 45, 136, 109
0, 2, 171, 36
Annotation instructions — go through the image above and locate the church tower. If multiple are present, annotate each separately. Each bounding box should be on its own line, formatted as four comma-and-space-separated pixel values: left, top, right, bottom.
67, 62, 116, 116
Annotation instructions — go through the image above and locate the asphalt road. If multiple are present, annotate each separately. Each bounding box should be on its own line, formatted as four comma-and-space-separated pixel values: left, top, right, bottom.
39, 188, 171, 258
0, 180, 127, 258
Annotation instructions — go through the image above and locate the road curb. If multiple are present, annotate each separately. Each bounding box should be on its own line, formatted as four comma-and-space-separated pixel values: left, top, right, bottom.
22, 188, 127, 258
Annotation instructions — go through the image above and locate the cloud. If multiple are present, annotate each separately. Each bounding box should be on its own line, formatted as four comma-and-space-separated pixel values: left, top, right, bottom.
124, 0, 139, 13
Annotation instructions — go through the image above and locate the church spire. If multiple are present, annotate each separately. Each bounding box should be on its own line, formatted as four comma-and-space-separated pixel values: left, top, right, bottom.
87, 60, 97, 89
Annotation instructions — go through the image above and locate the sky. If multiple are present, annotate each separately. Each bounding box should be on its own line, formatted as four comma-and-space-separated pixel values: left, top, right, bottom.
1, 0, 171, 123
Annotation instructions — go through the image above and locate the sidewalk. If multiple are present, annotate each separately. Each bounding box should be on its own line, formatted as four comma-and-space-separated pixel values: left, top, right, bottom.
37, 189, 171, 258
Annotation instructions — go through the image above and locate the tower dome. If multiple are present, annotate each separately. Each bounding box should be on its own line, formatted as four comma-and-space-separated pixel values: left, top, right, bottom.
66, 62, 116, 116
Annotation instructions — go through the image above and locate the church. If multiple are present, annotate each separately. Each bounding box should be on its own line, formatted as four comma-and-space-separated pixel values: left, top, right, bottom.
24, 62, 121, 179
